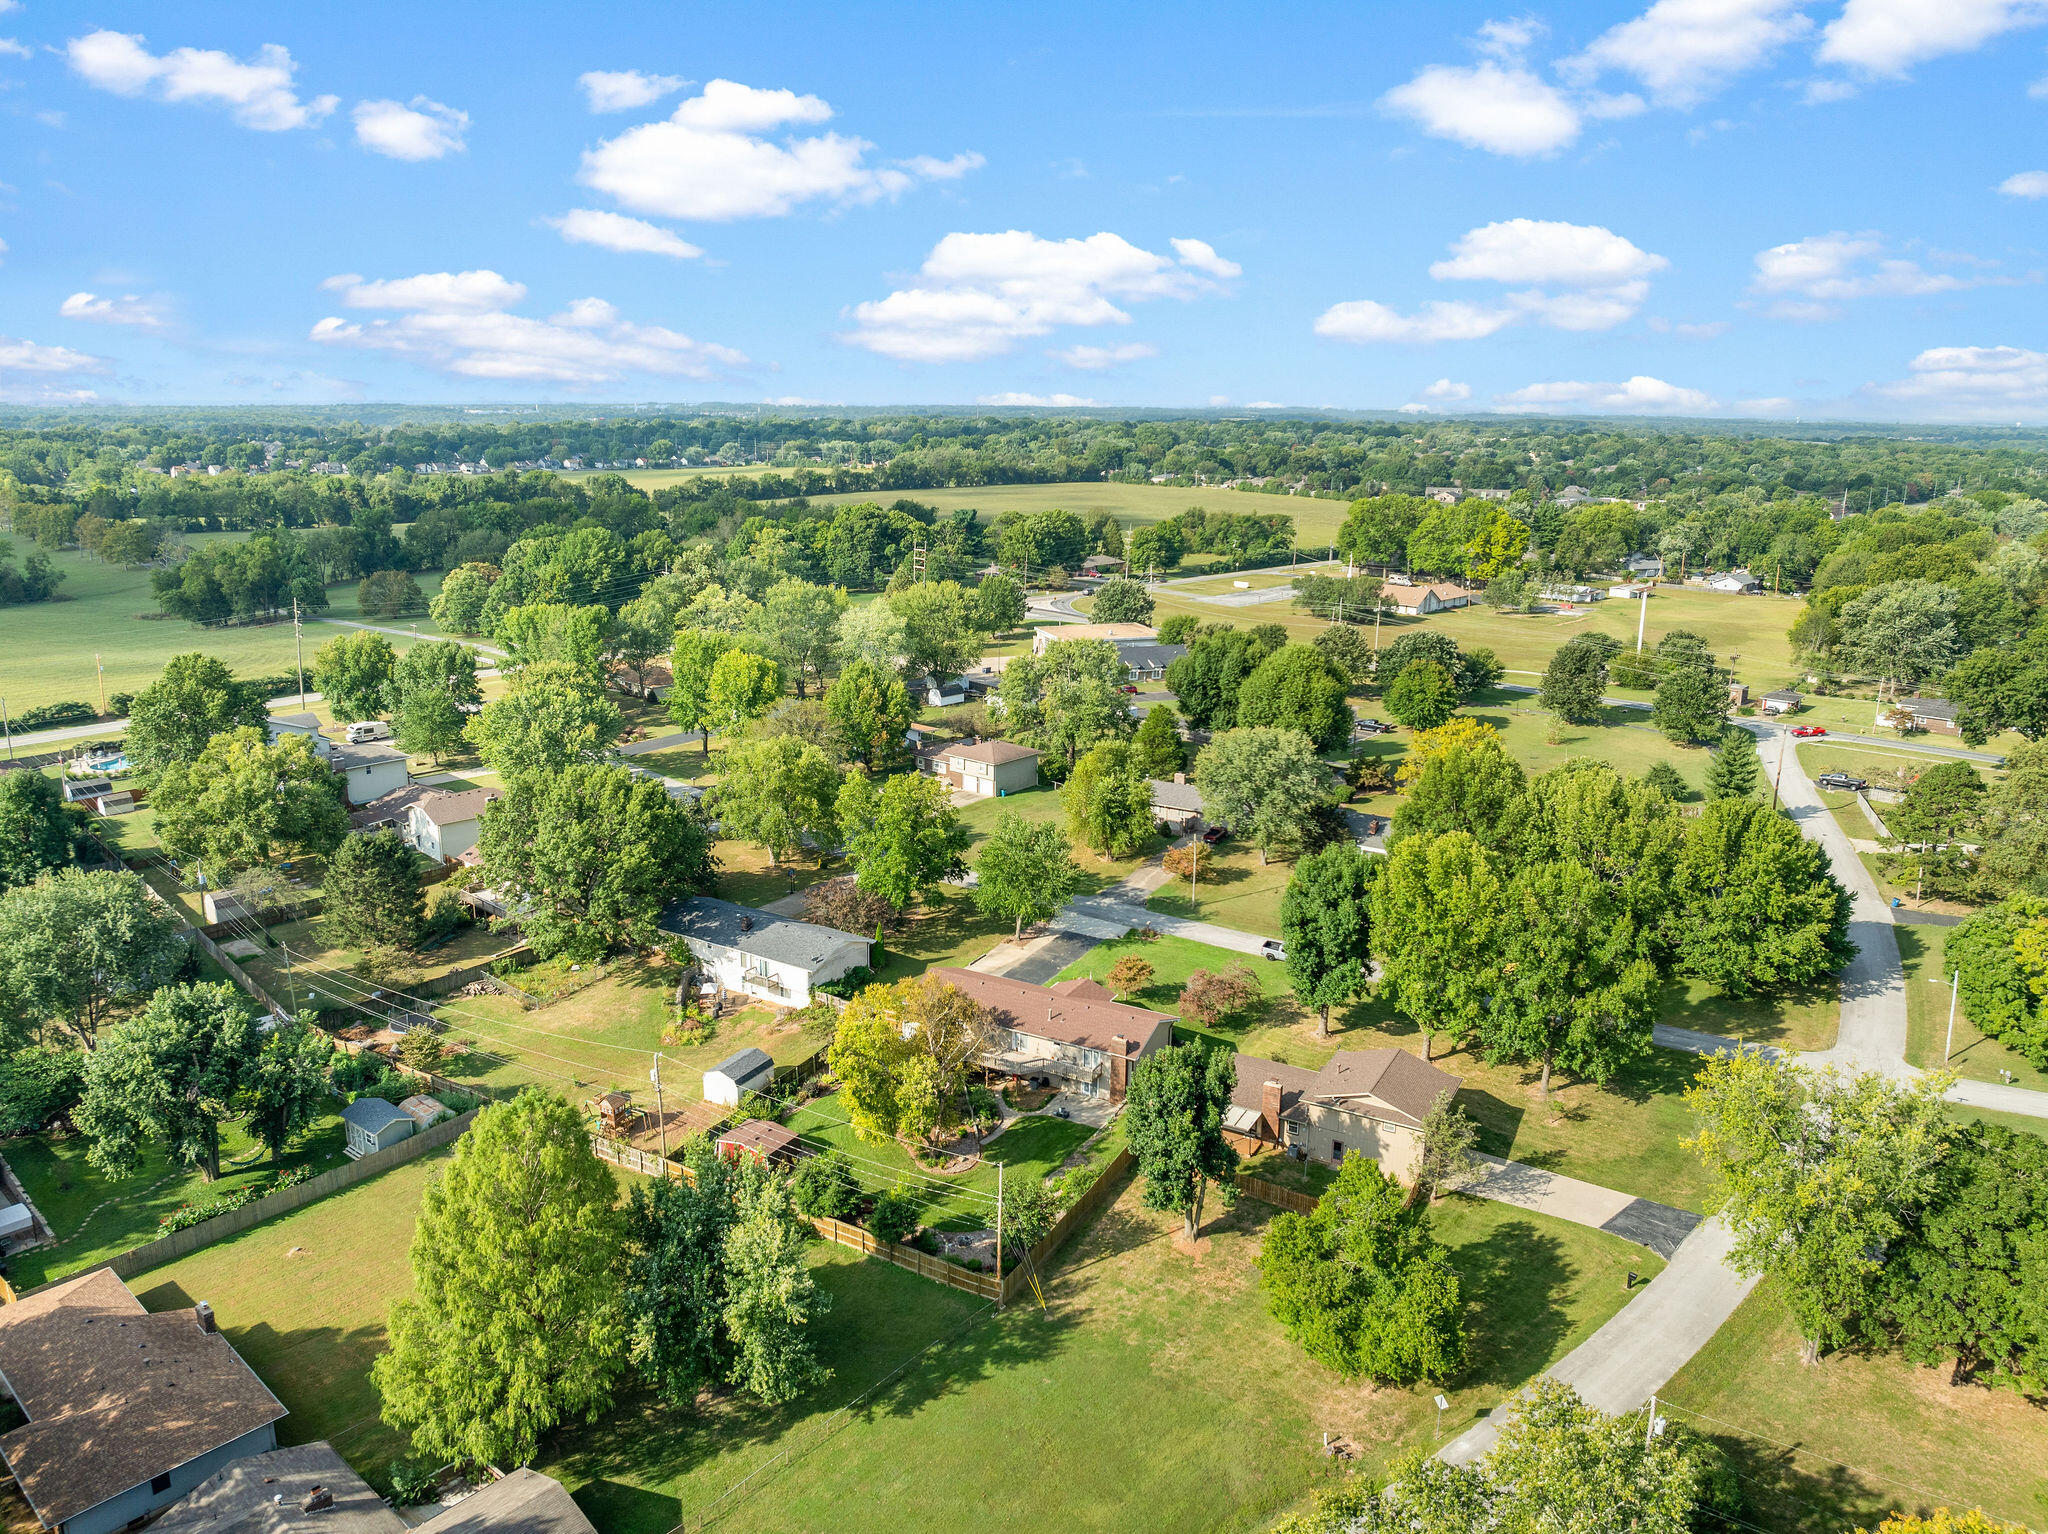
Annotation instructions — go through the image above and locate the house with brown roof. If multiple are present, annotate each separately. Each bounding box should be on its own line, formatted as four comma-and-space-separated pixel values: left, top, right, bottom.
1224, 1048, 1462, 1184
1387, 582, 1474, 617
929, 967, 1174, 1103
1031, 622, 1156, 656
716, 1119, 801, 1167
349, 784, 501, 863
932, 739, 1041, 798
0, 1270, 286, 1534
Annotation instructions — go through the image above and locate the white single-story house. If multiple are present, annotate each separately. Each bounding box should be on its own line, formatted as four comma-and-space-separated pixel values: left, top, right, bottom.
264, 712, 330, 759
1032, 622, 1156, 656
1224, 1047, 1463, 1185
340, 1097, 414, 1159
1149, 774, 1209, 833
1388, 582, 1474, 616
1882, 695, 1963, 736
1623, 553, 1664, 577
1540, 583, 1606, 604
657, 896, 872, 1009
933, 738, 1041, 797
326, 743, 410, 807
1762, 690, 1804, 715
349, 784, 500, 863
1705, 569, 1762, 594
0, 1270, 286, 1534
1552, 485, 1593, 507
933, 967, 1175, 1103
924, 676, 969, 707
703, 1046, 777, 1107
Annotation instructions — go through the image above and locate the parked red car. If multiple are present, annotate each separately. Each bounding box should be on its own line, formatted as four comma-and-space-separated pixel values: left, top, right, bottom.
1791, 725, 1827, 737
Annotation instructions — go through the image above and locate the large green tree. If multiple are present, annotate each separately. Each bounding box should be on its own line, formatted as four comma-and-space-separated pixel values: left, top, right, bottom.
622, 1138, 740, 1402
1256, 1153, 1465, 1384
750, 578, 848, 697
999, 638, 1134, 767
1949, 624, 2048, 746
1650, 663, 1730, 746
1280, 843, 1377, 1037
1165, 627, 1278, 730
1392, 730, 1527, 844
311, 629, 399, 723
73, 982, 260, 1182
1131, 703, 1186, 779
822, 658, 917, 772
1061, 739, 1155, 859
373, 1091, 628, 1466
836, 768, 969, 912
889, 580, 985, 681
1884, 758, 1988, 900
1671, 797, 1854, 994
1192, 726, 1328, 865
477, 764, 713, 960
126, 653, 267, 774
1089, 577, 1155, 625
1704, 726, 1762, 800
716, 736, 840, 870
0, 772, 80, 892
1237, 643, 1353, 750
244, 1020, 335, 1165
323, 829, 426, 951
970, 809, 1077, 937
1686, 1051, 1954, 1362
1538, 632, 1614, 725
467, 660, 623, 778
1124, 1042, 1240, 1241
1372, 831, 1504, 1062
151, 728, 351, 878
704, 646, 785, 739
722, 1164, 833, 1404
0, 869, 186, 1051
1383, 659, 1458, 732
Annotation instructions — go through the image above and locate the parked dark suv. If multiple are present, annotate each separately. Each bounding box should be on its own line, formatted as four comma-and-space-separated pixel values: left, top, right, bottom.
1815, 771, 1868, 792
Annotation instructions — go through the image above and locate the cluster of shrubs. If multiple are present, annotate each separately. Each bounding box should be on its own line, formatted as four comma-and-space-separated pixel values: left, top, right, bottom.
814, 965, 875, 1001
12, 700, 99, 732
157, 1163, 315, 1233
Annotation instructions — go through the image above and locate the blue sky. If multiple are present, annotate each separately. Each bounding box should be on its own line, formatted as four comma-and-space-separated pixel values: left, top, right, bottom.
2, 0, 2045, 420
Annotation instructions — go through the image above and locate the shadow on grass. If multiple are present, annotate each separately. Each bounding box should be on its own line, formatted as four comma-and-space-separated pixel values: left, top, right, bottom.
1445, 1212, 1575, 1390
1695, 1435, 1912, 1534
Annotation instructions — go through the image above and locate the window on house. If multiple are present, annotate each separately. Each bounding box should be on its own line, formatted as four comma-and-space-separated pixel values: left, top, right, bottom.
1330, 1139, 1344, 1162
150, 1474, 173, 1495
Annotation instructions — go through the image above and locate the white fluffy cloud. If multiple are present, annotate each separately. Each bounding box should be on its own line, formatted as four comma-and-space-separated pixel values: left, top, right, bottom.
577, 78, 980, 222
0, 38, 30, 59
1999, 170, 2048, 197
578, 70, 690, 113
59, 291, 169, 331
310, 270, 747, 385
1318, 219, 1664, 343
1564, 0, 1812, 106
1496, 375, 1718, 413
1748, 232, 2016, 317
1169, 238, 1242, 279
1818, 0, 2048, 75
322, 270, 527, 312
0, 335, 110, 375
842, 231, 1237, 363
353, 97, 468, 161
546, 208, 704, 259
1053, 341, 1158, 369
977, 392, 1099, 407
1380, 59, 1583, 157
1866, 343, 2048, 414
65, 30, 337, 130
1423, 378, 1473, 400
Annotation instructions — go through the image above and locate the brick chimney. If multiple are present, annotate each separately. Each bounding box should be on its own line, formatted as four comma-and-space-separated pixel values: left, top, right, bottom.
1173, 772, 1186, 785
301, 1488, 334, 1514
1261, 1079, 1283, 1142
1108, 1035, 1130, 1102
195, 1301, 215, 1334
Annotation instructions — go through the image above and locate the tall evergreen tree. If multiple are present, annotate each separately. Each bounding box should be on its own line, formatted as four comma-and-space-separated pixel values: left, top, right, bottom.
1704, 728, 1763, 800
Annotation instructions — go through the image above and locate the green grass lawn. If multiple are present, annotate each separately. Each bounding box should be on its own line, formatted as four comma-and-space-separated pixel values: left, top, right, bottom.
1797, 742, 1991, 793
547, 1176, 1658, 1534
4, 1111, 350, 1290
0, 539, 454, 717
1055, 934, 1724, 1210
130, 1147, 456, 1485
1898, 924, 2048, 1093
1659, 1277, 2048, 1531
783, 1093, 1104, 1231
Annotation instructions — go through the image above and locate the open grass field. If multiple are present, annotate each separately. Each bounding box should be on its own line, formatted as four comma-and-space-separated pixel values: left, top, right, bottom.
778, 480, 1352, 548
782, 1092, 1108, 1231
131, 1146, 457, 1486
1797, 742, 1991, 793
1052, 933, 1768, 1212
547, 1178, 1658, 1534
1659, 1277, 2048, 1531
4, 1111, 349, 1290
562, 464, 765, 488
1899, 922, 2048, 1094
0, 539, 454, 717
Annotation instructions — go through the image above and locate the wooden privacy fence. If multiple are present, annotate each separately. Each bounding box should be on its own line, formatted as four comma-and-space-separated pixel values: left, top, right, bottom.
1234, 1173, 1317, 1216
593, 1138, 1138, 1306
24, 1110, 479, 1295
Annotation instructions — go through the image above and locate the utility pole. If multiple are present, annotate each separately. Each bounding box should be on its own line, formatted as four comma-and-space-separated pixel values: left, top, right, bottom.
1771, 724, 1788, 811
1636, 588, 1649, 653
94, 654, 105, 716
994, 1160, 1005, 1307
1941, 968, 1960, 1062
293, 597, 306, 707
1, 698, 9, 759
651, 1058, 669, 1160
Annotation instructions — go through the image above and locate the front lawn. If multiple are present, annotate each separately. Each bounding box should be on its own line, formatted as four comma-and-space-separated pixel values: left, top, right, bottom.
5, 1110, 349, 1291
1059, 935, 1719, 1210
1660, 1278, 2048, 1531
1899, 923, 2048, 1093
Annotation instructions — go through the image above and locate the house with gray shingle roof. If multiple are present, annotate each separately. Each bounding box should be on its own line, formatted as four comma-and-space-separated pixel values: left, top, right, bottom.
656, 897, 871, 1009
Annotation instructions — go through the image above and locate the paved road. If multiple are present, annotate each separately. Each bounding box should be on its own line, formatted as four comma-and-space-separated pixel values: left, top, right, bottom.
6, 687, 338, 753
314, 616, 509, 658
1466, 1156, 1701, 1260
1439, 1216, 1758, 1467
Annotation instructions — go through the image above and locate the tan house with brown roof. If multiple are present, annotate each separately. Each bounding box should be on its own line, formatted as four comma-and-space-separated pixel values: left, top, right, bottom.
932, 739, 1041, 798
1031, 622, 1156, 655
0, 1270, 286, 1534
1387, 582, 1475, 617
930, 967, 1174, 1102
1225, 1048, 1462, 1184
